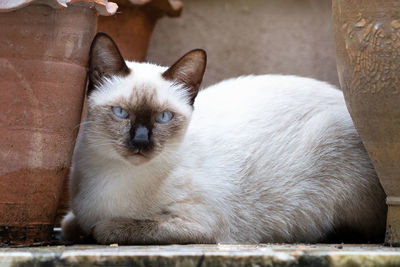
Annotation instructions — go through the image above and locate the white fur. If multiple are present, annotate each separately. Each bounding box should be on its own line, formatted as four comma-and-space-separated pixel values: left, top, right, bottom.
64, 62, 386, 243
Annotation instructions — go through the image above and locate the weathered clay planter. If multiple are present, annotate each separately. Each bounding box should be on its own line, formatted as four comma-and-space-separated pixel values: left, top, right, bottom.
0, 3, 99, 245
333, 0, 400, 245
98, 0, 182, 61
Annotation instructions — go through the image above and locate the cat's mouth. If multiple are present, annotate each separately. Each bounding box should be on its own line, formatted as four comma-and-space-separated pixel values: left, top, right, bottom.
133, 151, 147, 157
126, 148, 147, 157
125, 151, 150, 165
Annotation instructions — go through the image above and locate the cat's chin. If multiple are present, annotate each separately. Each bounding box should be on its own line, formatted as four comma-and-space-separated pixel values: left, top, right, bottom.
125, 153, 151, 165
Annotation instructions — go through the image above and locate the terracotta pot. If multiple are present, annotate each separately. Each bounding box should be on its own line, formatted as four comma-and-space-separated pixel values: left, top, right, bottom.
0, 3, 97, 245
98, 0, 182, 61
98, 4, 159, 61
332, 0, 400, 245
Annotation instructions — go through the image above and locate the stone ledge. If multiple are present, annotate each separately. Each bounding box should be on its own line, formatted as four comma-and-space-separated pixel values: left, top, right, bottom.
1, 244, 400, 266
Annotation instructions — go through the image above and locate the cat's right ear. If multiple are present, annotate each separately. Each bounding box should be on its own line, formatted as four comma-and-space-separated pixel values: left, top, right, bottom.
162, 49, 207, 105
88, 32, 130, 94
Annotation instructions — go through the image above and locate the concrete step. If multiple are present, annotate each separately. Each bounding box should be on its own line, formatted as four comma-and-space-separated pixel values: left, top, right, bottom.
1, 244, 400, 267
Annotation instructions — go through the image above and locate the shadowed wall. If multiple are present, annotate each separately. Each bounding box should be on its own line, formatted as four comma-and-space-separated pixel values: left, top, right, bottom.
147, 0, 338, 87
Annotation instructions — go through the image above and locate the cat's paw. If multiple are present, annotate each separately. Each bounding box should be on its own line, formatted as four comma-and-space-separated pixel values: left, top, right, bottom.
92, 219, 129, 245
61, 211, 93, 244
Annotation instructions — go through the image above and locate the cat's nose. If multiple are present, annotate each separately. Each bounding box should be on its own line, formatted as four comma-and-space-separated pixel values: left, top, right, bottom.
131, 125, 150, 149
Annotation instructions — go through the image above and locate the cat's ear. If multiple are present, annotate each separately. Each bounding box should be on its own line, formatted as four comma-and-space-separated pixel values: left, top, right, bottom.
162, 49, 207, 105
88, 32, 130, 93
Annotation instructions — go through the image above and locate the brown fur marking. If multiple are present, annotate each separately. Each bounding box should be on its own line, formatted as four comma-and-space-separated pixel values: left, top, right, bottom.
88, 32, 130, 94
162, 49, 207, 104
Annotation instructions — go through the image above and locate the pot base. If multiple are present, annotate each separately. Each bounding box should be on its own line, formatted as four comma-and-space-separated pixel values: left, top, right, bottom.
0, 225, 53, 245
385, 204, 400, 246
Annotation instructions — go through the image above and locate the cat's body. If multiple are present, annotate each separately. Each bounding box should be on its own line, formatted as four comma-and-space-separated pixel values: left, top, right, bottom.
62, 33, 386, 244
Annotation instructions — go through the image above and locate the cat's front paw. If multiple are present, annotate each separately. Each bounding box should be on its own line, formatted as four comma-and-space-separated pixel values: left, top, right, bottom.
61, 211, 93, 244
92, 219, 129, 245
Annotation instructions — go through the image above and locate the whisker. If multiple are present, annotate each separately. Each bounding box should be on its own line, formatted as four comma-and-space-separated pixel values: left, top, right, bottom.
74, 120, 96, 130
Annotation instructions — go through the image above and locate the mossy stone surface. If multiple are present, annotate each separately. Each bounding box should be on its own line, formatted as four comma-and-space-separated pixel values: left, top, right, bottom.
1, 244, 400, 267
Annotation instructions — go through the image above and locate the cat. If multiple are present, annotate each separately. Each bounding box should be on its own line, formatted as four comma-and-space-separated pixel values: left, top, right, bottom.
61, 32, 387, 245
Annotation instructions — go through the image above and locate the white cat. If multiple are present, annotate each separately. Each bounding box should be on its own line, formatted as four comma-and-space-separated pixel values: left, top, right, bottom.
61, 32, 386, 244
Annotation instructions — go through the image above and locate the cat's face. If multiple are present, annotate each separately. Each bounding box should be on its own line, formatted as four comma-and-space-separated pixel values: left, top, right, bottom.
85, 33, 206, 165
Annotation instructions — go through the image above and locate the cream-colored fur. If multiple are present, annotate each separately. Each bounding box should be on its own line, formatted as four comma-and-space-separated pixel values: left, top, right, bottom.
62, 63, 386, 244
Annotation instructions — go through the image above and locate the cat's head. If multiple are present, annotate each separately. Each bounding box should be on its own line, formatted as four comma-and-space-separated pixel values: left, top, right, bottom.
85, 32, 206, 165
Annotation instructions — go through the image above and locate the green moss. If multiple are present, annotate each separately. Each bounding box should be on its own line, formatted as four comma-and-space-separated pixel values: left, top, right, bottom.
298, 254, 329, 267
328, 253, 400, 267
62, 255, 203, 267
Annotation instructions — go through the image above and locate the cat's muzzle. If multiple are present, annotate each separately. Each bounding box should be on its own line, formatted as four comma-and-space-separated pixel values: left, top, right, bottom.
128, 124, 152, 151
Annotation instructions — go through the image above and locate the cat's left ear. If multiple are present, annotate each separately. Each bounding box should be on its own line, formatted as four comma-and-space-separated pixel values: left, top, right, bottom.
88, 32, 130, 94
162, 49, 207, 105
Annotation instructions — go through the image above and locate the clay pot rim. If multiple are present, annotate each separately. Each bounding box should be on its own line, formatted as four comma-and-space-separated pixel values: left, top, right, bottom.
118, 0, 182, 17
0, 0, 118, 16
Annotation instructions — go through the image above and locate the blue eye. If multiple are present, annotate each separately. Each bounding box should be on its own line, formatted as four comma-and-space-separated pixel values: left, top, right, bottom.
155, 111, 173, 124
112, 106, 129, 119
